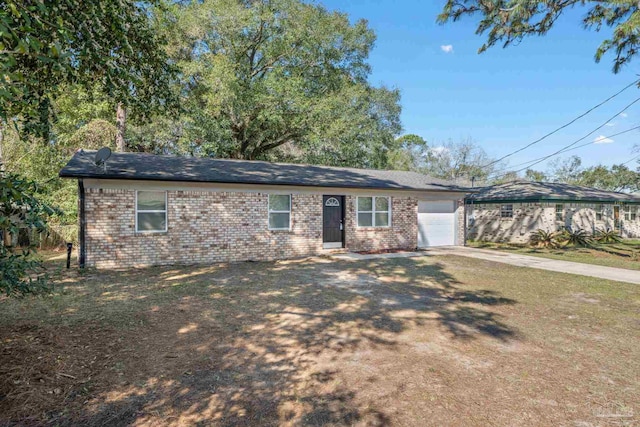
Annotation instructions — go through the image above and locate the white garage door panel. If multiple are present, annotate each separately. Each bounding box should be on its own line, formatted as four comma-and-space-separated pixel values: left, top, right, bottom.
417, 201, 456, 247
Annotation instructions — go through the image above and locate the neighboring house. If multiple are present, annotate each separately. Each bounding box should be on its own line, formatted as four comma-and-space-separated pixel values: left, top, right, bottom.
59, 150, 469, 268
466, 181, 640, 243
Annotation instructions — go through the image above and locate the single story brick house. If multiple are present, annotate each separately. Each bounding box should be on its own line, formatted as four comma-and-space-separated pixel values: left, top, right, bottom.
466, 181, 640, 243
60, 150, 470, 268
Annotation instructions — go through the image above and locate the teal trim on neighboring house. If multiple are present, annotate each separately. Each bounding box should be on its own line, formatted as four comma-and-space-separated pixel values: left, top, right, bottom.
465, 198, 640, 205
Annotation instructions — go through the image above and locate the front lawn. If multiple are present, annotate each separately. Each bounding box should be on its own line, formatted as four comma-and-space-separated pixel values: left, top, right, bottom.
1, 251, 639, 426
468, 239, 640, 270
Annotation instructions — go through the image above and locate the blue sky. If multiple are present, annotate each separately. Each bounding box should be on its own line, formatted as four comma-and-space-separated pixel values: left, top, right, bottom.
320, 0, 640, 173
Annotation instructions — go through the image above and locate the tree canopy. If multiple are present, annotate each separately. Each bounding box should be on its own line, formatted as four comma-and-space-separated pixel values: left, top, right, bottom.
524, 155, 640, 192
146, 0, 401, 166
423, 138, 500, 185
0, 0, 178, 138
438, 0, 640, 73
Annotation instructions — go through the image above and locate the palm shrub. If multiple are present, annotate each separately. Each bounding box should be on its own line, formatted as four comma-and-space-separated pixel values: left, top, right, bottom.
558, 229, 593, 247
530, 229, 562, 249
594, 228, 622, 243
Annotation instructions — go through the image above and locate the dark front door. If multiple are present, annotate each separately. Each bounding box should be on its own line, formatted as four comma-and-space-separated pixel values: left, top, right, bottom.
323, 195, 344, 246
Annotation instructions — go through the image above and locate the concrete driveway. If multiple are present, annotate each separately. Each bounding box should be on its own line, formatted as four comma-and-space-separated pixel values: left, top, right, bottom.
425, 246, 640, 285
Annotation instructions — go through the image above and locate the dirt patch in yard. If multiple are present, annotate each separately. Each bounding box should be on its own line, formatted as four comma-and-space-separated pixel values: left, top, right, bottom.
355, 248, 412, 255
1, 253, 639, 426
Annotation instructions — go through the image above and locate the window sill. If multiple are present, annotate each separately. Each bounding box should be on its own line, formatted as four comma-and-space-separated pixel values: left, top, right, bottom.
135, 231, 168, 235
268, 228, 292, 232
356, 226, 391, 230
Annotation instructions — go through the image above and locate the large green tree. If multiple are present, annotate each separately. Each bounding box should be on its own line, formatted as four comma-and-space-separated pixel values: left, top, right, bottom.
1, 0, 180, 294
525, 155, 639, 191
438, 0, 640, 73
547, 155, 583, 183
0, 0, 178, 139
386, 134, 429, 171
524, 168, 548, 182
163, 0, 401, 165
577, 164, 639, 191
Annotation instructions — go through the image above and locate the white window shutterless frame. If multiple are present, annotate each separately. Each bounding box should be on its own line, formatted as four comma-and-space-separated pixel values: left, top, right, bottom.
356, 196, 391, 227
268, 194, 292, 230
135, 191, 168, 233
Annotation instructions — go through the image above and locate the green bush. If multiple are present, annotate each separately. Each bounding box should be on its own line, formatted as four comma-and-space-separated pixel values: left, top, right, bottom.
1, 171, 57, 296
558, 229, 593, 247
594, 228, 623, 244
530, 230, 562, 249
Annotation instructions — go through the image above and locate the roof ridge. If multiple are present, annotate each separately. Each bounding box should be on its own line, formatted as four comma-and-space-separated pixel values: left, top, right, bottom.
61, 149, 471, 192
76, 149, 446, 181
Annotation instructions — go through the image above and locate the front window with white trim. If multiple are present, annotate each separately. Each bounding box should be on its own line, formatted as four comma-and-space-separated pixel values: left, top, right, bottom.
596, 204, 604, 221
268, 194, 291, 230
500, 204, 513, 218
136, 191, 167, 232
624, 205, 637, 221
357, 196, 390, 227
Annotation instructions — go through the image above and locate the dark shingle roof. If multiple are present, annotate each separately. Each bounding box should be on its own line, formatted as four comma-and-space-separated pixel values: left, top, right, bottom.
59, 150, 469, 192
467, 181, 640, 204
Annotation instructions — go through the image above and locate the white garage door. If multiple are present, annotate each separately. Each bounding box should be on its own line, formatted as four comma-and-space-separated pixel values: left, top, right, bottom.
417, 200, 456, 247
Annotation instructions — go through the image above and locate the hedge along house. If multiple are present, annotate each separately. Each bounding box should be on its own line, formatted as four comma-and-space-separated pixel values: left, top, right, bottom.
59, 150, 470, 268
466, 181, 640, 244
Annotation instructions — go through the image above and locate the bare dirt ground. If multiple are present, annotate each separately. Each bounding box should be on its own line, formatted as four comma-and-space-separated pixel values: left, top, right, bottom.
1, 251, 638, 426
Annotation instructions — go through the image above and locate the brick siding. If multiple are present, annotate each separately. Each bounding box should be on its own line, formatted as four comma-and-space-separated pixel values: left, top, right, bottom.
344, 195, 418, 252
83, 189, 422, 268
467, 202, 640, 243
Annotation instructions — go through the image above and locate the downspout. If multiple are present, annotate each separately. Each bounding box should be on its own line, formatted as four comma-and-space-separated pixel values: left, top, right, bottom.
466, 177, 475, 246
78, 179, 86, 268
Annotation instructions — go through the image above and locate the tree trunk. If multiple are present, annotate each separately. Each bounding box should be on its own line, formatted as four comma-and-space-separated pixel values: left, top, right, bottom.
0, 121, 4, 171
116, 103, 127, 152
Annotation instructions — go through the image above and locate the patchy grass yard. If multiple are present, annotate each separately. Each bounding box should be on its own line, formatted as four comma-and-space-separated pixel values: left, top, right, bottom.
1, 250, 639, 426
469, 239, 640, 271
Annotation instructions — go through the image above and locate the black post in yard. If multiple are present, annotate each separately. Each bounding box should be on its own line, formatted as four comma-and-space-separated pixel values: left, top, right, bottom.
66, 242, 73, 269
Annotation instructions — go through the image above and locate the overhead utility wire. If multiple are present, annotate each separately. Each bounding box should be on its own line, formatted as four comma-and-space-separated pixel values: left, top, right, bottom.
488, 124, 640, 176
479, 78, 640, 170
491, 96, 640, 179
621, 153, 640, 165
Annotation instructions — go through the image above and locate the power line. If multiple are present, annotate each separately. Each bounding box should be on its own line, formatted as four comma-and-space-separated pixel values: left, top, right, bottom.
491, 95, 640, 179
480, 78, 640, 170
621, 153, 640, 166
488, 124, 640, 176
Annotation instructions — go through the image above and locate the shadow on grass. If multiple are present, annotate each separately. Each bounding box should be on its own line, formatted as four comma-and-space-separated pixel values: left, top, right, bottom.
1, 256, 517, 426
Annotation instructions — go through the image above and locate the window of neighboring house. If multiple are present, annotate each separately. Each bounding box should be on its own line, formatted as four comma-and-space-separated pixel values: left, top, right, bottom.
555, 204, 564, 221
357, 196, 391, 227
136, 191, 167, 232
596, 204, 604, 221
500, 204, 513, 218
268, 194, 291, 230
624, 205, 637, 221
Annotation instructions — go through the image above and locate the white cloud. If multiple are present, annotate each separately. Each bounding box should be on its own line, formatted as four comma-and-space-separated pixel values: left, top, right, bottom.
440, 44, 454, 53
430, 146, 449, 156
620, 112, 628, 118
593, 135, 614, 144
605, 122, 616, 127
